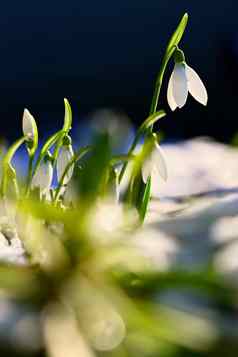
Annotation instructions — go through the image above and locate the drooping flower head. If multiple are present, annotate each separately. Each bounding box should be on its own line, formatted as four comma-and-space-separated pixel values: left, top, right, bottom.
56, 135, 74, 185
167, 48, 208, 111
31, 152, 53, 195
142, 138, 168, 196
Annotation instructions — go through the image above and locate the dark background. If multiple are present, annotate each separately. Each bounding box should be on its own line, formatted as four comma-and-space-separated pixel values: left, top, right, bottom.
1, 0, 238, 142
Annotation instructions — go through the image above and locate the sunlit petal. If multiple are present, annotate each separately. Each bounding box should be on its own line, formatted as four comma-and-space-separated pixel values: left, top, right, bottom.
31, 160, 53, 193
186, 64, 208, 105
141, 156, 153, 184
172, 63, 188, 108
167, 71, 177, 111
153, 143, 168, 181
57, 145, 74, 185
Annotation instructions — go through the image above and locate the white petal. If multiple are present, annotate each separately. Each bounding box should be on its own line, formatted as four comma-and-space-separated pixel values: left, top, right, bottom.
153, 143, 168, 181
167, 71, 177, 111
22, 109, 35, 139
31, 161, 53, 193
186, 64, 208, 105
57, 146, 74, 185
172, 63, 188, 108
141, 156, 153, 184
150, 168, 163, 197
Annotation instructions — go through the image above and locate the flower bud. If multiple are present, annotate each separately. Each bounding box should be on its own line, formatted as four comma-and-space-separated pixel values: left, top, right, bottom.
22, 109, 37, 140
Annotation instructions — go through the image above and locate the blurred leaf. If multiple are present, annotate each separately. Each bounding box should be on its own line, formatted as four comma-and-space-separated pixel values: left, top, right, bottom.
78, 133, 111, 202
110, 154, 135, 166
113, 270, 235, 304
0, 264, 46, 301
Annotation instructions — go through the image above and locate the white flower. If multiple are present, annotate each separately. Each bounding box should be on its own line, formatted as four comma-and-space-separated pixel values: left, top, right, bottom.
56, 145, 74, 185
142, 142, 168, 194
22, 109, 37, 140
167, 63, 208, 111
31, 158, 53, 194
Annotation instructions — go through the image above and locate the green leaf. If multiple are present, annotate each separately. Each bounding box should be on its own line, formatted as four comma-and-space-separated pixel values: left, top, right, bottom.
110, 154, 135, 166
114, 270, 234, 304
139, 175, 151, 222
166, 13, 188, 55
139, 110, 166, 134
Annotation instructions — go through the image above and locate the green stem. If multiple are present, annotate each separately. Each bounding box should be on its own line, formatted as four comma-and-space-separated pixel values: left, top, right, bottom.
119, 47, 175, 186
149, 45, 176, 116
25, 154, 34, 195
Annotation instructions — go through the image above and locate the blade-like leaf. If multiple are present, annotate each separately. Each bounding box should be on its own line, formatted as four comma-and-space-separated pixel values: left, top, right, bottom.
139, 175, 151, 222
78, 134, 111, 202
52, 98, 73, 162
166, 13, 188, 55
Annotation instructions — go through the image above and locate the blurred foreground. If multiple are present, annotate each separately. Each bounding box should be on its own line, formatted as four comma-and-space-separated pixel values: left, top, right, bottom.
0, 138, 238, 357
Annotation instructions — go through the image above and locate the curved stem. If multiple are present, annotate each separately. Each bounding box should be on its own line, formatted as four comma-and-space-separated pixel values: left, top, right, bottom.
149, 45, 176, 116
119, 47, 175, 185
25, 154, 34, 195
0, 136, 26, 198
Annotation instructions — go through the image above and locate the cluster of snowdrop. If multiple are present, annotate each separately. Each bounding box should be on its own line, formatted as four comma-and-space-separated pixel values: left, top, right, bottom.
0, 14, 226, 357
0, 13, 207, 222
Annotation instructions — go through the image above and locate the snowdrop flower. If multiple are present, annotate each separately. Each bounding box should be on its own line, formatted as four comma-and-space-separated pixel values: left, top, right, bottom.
22, 109, 37, 140
142, 141, 168, 195
31, 154, 53, 194
167, 49, 208, 111
56, 143, 74, 185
